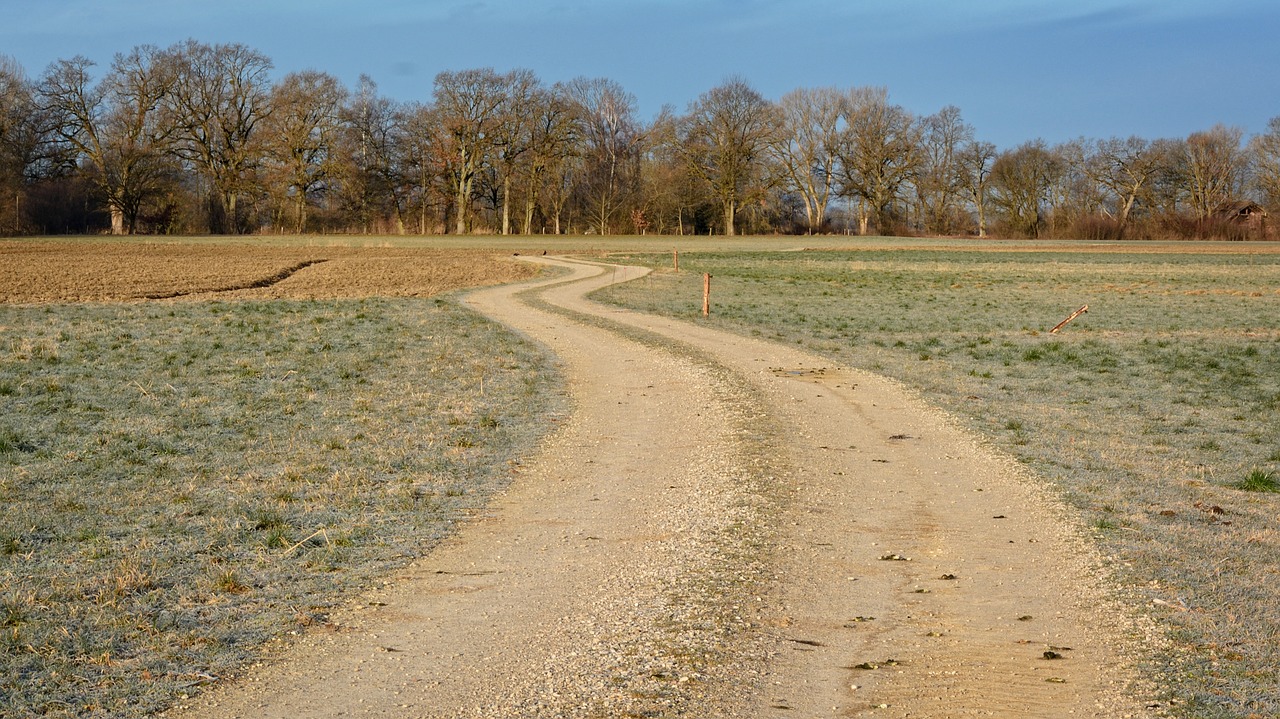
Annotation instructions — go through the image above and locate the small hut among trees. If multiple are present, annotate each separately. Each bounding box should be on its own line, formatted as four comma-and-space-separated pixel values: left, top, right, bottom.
1210, 200, 1269, 240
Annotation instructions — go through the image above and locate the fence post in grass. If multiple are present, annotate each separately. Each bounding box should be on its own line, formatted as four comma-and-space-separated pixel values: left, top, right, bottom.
702, 272, 712, 316
1049, 304, 1089, 334
673, 249, 679, 272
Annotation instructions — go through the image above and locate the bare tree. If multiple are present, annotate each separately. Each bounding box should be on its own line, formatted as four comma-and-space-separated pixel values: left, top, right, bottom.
955, 139, 996, 237
989, 140, 1062, 238
831, 87, 921, 235
640, 107, 705, 235
522, 84, 578, 234
37, 51, 180, 234
1184, 124, 1246, 220
1046, 139, 1101, 235
679, 77, 777, 236
99, 46, 182, 234
35, 57, 107, 215
1249, 116, 1280, 211
336, 75, 404, 233
261, 70, 346, 233
562, 76, 644, 235
1075, 136, 1164, 236
475, 69, 541, 235
396, 102, 449, 234
915, 105, 972, 235
0, 55, 41, 233
433, 68, 508, 234
767, 86, 841, 234
166, 40, 273, 233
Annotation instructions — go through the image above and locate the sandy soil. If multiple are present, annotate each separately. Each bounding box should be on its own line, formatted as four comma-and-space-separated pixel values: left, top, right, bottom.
166, 257, 1161, 718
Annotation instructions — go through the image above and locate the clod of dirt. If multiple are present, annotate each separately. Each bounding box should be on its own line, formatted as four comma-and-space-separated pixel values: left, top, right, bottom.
852, 659, 900, 670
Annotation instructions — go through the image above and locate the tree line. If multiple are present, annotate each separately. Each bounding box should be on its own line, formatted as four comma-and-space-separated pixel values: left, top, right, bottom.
1, 40, 1278, 239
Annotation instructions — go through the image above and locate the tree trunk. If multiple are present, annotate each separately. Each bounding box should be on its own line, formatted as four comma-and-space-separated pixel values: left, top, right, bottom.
454, 177, 469, 235
110, 207, 125, 236
420, 167, 429, 234
226, 192, 239, 234
455, 147, 470, 235
724, 200, 736, 237
502, 173, 512, 235
296, 194, 307, 234
523, 175, 536, 235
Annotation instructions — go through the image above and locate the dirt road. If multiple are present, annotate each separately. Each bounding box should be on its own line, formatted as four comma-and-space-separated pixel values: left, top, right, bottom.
171, 257, 1158, 718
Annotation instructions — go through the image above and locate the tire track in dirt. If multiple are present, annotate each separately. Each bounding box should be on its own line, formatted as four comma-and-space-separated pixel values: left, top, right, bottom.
140, 259, 329, 299
168, 257, 782, 718
167, 256, 1160, 718
512, 256, 1162, 718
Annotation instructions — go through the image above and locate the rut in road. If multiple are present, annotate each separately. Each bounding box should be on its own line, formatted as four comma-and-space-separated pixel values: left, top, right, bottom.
170, 257, 1158, 719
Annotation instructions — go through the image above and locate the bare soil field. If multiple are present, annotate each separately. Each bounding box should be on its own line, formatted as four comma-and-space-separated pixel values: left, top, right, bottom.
0, 242, 538, 302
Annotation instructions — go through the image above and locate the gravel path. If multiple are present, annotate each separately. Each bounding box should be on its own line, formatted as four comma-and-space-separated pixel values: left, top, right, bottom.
168, 257, 1161, 718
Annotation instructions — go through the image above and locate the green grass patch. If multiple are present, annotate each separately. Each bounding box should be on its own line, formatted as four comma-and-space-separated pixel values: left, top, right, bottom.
1233, 469, 1280, 493
594, 245, 1280, 718
0, 297, 562, 718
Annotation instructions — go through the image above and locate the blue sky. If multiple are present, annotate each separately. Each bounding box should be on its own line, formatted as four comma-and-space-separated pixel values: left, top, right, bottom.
2, 0, 1276, 148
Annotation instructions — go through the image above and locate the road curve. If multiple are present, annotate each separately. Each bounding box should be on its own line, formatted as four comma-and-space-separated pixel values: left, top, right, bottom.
169, 256, 1157, 718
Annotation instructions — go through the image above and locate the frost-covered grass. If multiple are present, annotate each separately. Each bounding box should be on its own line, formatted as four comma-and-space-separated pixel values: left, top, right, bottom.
0, 297, 562, 718
595, 246, 1280, 719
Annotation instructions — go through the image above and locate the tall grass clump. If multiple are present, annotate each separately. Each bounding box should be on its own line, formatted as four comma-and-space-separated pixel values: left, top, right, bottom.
595, 246, 1280, 718
1233, 469, 1279, 493
0, 297, 563, 718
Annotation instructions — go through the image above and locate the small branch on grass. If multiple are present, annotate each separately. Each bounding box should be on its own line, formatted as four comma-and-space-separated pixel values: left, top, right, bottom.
1049, 305, 1089, 334
281, 527, 331, 558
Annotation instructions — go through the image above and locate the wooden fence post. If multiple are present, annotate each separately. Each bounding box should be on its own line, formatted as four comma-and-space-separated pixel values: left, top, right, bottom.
673, 249, 679, 272
703, 272, 711, 317
1049, 304, 1089, 334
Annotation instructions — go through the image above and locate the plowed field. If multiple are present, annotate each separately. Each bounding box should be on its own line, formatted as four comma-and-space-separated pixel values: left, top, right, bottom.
0, 243, 537, 302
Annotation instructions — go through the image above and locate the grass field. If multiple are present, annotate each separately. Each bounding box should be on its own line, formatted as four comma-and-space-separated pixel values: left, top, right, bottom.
594, 245, 1280, 719
0, 244, 563, 717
